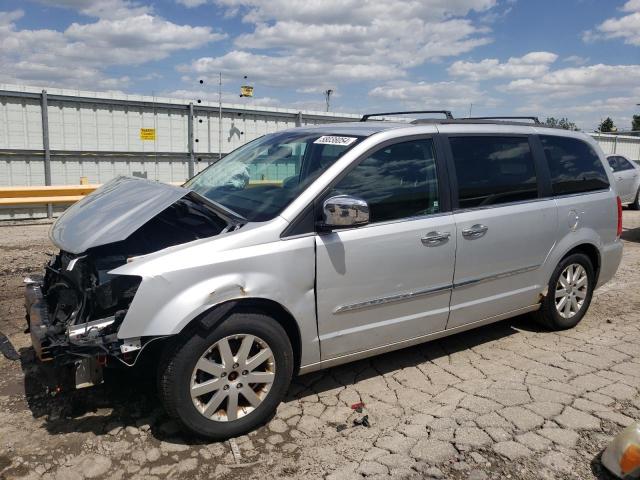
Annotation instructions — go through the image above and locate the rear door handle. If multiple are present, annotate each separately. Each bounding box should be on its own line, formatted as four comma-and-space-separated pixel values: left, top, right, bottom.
462, 224, 488, 239
421, 231, 451, 246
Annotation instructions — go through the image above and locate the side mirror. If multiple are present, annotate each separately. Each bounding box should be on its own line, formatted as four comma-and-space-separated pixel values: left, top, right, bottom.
321, 195, 370, 229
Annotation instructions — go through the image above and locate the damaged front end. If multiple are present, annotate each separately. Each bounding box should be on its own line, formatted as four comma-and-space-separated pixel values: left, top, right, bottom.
25, 251, 142, 364
24, 253, 142, 390
24, 177, 243, 389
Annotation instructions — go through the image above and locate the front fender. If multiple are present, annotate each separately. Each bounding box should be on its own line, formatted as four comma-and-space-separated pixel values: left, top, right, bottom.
114, 235, 319, 367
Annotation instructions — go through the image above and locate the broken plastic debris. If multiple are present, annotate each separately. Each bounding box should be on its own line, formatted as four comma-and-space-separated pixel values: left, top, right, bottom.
228, 438, 242, 464
336, 424, 347, 432
351, 401, 365, 411
353, 415, 370, 428
602, 421, 640, 479
0, 332, 19, 361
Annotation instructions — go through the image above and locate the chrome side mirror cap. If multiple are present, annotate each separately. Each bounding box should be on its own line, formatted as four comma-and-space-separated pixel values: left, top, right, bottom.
322, 195, 370, 229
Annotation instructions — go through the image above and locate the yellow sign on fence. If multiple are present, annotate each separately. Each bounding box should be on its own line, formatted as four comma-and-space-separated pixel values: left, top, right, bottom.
140, 128, 156, 141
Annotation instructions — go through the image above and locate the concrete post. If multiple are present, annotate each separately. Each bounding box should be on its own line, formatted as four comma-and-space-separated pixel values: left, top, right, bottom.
40, 90, 52, 218
187, 102, 195, 179
296, 111, 303, 127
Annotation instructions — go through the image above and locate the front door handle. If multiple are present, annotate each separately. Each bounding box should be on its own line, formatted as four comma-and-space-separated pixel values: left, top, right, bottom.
421, 231, 451, 246
462, 224, 488, 239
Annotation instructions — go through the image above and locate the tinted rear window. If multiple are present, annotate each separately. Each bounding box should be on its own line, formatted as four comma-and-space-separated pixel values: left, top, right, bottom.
450, 136, 538, 209
540, 136, 609, 195
616, 156, 636, 171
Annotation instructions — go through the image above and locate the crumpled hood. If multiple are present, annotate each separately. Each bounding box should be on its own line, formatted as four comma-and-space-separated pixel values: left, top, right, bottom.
50, 176, 190, 254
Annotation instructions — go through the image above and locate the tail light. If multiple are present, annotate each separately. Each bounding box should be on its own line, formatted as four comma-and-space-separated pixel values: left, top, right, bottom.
617, 196, 623, 237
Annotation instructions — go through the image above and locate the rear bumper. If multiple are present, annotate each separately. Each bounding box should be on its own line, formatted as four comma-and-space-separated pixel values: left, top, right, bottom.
596, 239, 623, 289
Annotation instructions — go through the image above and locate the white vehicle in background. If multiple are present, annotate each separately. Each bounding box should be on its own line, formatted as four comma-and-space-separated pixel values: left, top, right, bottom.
607, 154, 640, 209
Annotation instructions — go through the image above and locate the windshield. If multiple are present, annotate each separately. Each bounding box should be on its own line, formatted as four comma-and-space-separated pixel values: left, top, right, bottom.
184, 131, 363, 222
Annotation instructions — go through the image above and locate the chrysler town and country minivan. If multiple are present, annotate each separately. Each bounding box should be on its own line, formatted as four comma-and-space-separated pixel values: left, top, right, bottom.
25, 113, 623, 439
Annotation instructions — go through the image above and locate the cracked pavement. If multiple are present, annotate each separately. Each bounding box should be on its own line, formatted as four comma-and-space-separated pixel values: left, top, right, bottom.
0, 211, 639, 480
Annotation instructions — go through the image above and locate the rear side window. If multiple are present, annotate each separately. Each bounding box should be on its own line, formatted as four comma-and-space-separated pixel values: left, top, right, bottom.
329, 138, 439, 223
449, 136, 538, 209
616, 156, 636, 171
540, 136, 609, 195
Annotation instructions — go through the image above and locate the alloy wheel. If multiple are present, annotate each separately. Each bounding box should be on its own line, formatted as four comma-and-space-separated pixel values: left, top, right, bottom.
190, 334, 275, 422
555, 263, 588, 319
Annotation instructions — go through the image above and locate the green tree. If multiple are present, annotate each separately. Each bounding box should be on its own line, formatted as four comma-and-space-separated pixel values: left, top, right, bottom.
632, 114, 640, 131
544, 117, 578, 131
599, 117, 616, 133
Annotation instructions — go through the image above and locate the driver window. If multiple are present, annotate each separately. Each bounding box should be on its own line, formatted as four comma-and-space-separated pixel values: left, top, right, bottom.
329, 138, 440, 223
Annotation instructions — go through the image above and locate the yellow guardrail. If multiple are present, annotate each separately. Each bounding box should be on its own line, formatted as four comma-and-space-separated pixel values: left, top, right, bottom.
0, 185, 100, 206
0, 180, 284, 207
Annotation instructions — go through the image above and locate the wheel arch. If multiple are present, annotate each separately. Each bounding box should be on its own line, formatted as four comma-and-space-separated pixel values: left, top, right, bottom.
182, 298, 303, 375
560, 242, 601, 284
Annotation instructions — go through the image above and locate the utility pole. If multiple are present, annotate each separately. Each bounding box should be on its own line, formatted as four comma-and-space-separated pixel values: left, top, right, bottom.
325, 89, 333, 112
468, 103, 473, 117
219, 72, 223, 160
187, 102, 195, 178
40, 90, 52, 218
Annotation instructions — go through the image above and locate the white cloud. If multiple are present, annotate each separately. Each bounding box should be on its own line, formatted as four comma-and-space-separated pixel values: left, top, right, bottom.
0, 6, 224, 90
503, 64, 640, 96
368, 80, 499, 110
563, 55, 589, 66
195, 0, 497, 21
36, 0, 151, 19
177, 0, 209, 7
182, 0, 497, 88
623, 0, 640, 11
583, 0, 640, 46
448, 51, 558, 80
184, 50, 405, 88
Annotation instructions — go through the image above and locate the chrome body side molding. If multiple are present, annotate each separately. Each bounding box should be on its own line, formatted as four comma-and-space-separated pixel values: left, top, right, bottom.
333, 284, 453, 314
333, 264, 540, 314
453, 264, 540, 289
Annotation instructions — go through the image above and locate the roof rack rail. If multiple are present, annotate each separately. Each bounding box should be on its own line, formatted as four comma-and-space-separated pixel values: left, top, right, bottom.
464, 116, 541, 124
361, 110, 454, 122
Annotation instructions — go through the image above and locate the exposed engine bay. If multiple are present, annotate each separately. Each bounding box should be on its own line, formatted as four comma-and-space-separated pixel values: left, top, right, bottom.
24, 186, 242, 388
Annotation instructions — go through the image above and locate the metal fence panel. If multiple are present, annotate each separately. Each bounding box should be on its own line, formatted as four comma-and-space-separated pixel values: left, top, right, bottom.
3, 85, 640, 219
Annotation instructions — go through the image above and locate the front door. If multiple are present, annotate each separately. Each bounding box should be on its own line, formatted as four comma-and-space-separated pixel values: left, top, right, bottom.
611, 156, 638, 203
315, 138, 456, 360
445, 135, 558, 328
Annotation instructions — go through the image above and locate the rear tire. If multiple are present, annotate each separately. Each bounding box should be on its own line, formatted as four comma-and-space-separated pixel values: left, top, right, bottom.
532, 253, 595, 330
158, 310, 294, 440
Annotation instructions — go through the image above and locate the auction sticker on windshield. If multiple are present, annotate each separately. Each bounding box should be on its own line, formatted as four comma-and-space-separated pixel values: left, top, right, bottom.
314, 136, 357, 146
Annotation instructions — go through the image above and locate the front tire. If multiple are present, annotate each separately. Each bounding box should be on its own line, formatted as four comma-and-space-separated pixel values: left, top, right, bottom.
158, 310, 294, 439
532, 253, 595, 330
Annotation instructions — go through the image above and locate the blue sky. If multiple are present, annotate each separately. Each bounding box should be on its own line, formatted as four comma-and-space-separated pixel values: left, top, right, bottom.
0, 0, 639, 130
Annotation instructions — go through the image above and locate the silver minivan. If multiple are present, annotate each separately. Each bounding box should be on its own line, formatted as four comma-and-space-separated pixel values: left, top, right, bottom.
25, 113, 623, 439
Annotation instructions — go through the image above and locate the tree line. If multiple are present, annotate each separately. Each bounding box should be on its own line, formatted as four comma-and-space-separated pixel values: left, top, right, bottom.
542, 115, 640, 133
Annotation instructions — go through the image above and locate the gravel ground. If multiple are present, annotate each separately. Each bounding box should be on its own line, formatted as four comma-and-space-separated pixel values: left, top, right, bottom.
0, 212, 639, 480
